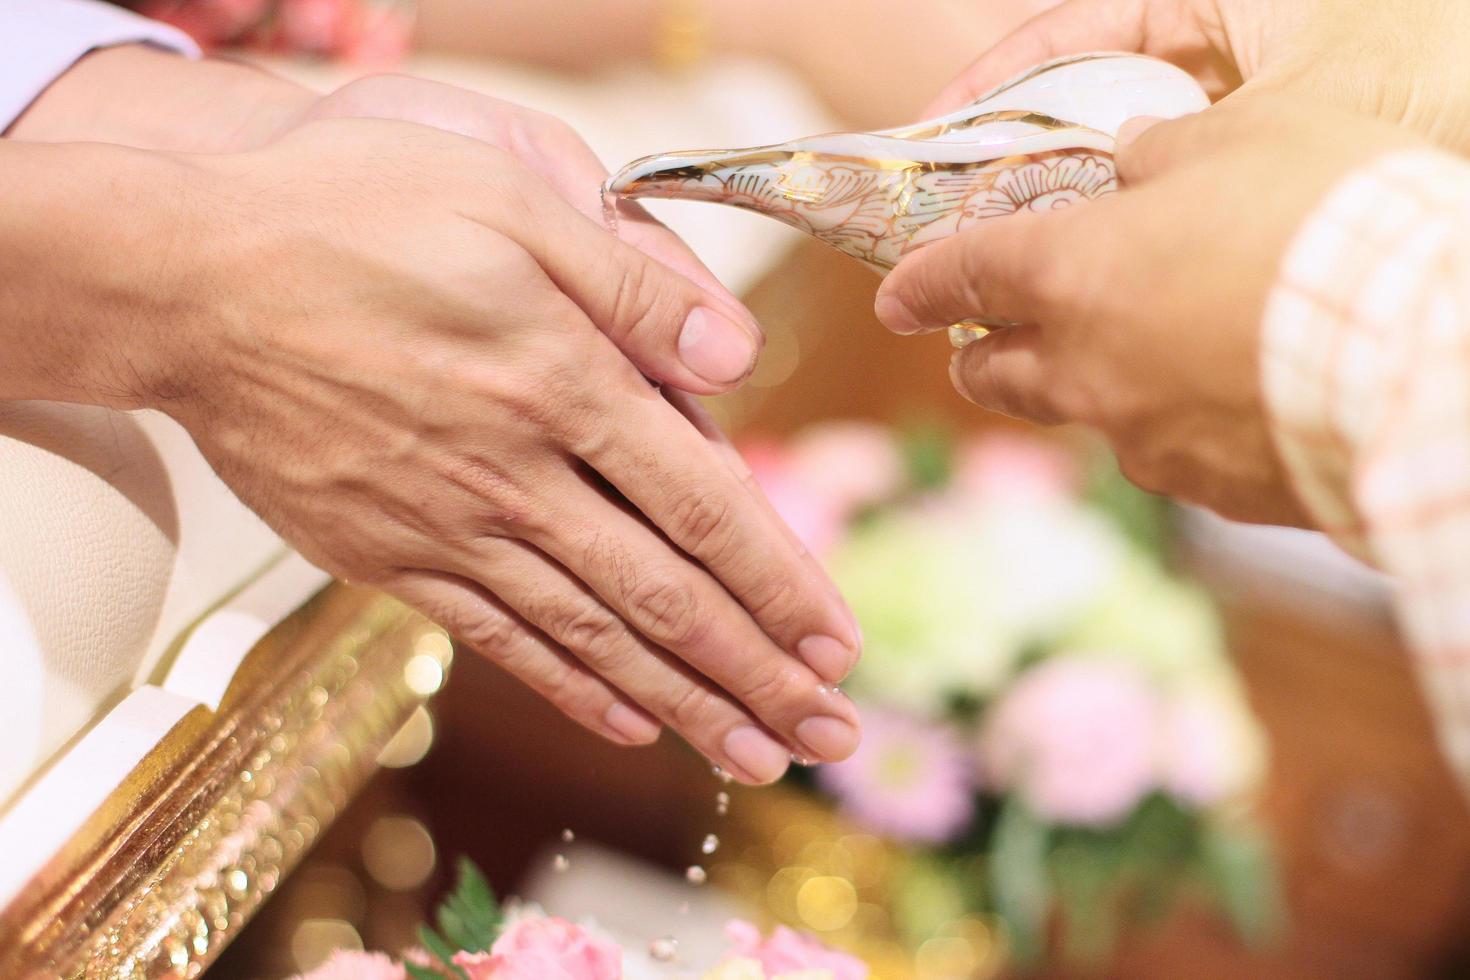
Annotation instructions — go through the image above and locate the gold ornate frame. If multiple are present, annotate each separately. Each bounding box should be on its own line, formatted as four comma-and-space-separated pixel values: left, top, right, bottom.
0, 585, 438, 978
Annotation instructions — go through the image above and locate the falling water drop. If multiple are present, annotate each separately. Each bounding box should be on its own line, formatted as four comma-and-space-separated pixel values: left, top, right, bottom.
791, 753, 817, 767
701, 833, 720, 855
552, 854, 570, 873
712, 764, 733, 785
561, 828, 575, 844
715, 791, 730, 816
649, 936, 679, 962
685, 865, 707, 885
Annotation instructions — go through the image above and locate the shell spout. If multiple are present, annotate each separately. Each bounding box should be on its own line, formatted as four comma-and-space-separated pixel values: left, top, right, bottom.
604, 148, 776, 207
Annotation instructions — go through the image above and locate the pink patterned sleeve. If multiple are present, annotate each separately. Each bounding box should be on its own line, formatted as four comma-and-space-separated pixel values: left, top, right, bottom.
1263, 150, 1470, 777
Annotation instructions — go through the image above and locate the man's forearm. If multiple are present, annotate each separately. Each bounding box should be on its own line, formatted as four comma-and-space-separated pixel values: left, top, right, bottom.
6, 44, 314, 152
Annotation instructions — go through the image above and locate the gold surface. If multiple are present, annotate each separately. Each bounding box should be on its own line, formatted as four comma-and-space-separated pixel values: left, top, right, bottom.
0, 584, 439, 978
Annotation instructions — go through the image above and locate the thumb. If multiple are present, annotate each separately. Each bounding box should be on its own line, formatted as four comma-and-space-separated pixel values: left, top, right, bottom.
1113, 108, 1221, 185
519, 182, 764, 394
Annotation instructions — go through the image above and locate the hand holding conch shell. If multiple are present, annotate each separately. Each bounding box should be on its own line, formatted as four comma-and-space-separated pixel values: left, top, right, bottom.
876, 94, 1419, 525
930, 0, 1470, 153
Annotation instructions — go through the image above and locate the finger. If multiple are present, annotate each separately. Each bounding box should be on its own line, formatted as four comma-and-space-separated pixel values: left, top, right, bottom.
491, 107, 750, 317
456, 534, 802, 785
664, 388, 858, 635
875, 211, 1069, 336
506, 475, 862, 762
569, 375, 863, 684
388, 568, 663, 747
948, 327, 1070, 424
504, 173, 765, 395
923, 0, 1150, 116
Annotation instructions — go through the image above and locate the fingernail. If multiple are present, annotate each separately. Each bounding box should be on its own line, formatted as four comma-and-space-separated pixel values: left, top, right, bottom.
604, 702, 661, 745
874, 290, 918, 335
724, 726, 790, 784
1116, 115, 1165, 148
679, 307, 758, 384
949, 351, 979, 406
798, 634, 857, 683
796, 716, 861, 761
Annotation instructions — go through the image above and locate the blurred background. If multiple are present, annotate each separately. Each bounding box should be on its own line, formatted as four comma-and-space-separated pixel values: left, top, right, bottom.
122, 1, 1470, 976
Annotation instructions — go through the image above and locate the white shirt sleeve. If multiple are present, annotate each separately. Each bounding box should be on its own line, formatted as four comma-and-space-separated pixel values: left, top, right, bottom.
0, 0, 200, 132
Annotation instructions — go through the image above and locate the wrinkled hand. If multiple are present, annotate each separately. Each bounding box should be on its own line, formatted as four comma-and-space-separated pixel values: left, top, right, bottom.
157, 118, 861, 783
875, 95, 1416, 524
292, 74, 758, 392
930, 0, 1470, 152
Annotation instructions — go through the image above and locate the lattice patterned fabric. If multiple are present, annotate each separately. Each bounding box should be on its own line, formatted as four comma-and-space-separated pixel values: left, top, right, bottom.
1264, 149, 1470, 780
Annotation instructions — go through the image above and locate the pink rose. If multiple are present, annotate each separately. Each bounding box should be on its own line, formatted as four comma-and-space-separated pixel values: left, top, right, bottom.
1159, 688, 1257, 806
276, 0, 353, 53
295, 950, 405, 980
983, 657, 1161, 827
787, 422, 905, 515
454, 917, 622, 980
743, 441, 845, 557
951, 435, 1077, 505
723, 921, 868, 980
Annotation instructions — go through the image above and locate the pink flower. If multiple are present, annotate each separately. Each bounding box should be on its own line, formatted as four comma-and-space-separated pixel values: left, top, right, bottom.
787, 422, 905, 515
983, 657, 1160, 827
951, 435, 1077, 505
342, 6, 415, 65
1158, 688, 1257, 807
276, 0, 354, 53
723, 921, 868, 980
139, 0, 268, 46
817, 708, 974, 843
454, 916, 621, 980
295, 950, 405, 980
743, 440, 846, 557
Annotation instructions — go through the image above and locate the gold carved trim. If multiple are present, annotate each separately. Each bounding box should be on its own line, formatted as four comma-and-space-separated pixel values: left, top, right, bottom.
0, 584, 439, 978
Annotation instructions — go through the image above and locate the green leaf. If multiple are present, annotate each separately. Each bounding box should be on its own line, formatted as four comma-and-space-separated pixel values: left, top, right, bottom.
1201, 825, 1285, 947
416, 924, 468, 980
988, 797, 1053, 964
405, 963, 445, 980
434, 857, 503, 953
1082, 449, 1169, 555
901, 425, 953, 491
1050, 841, 1120, 966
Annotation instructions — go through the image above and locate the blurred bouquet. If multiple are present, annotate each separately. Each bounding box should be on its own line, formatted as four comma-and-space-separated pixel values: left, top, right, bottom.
741, 422, 1279, 965
298, 859, 869, 980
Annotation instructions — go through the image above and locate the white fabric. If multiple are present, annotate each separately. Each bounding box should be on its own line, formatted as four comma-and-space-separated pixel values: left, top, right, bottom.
0, 0, 199, 131
0, 405, 293, 807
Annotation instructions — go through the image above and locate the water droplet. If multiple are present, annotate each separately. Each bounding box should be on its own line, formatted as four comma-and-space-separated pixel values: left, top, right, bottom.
552, 854, 570, 873
685, 865, 707, 885
791, 753, 817, 767
600, 183, 620, 235
648, 936, 678, 962
560, 828, 575, 843
701, 833, 719, 855
715, 791, 730, 816
711, 764, 733, 784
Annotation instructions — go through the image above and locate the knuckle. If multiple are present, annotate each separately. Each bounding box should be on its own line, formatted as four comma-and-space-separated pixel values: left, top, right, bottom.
738, 662, 801, 713
553, 603, 628, 659
601, 254, 658, 344
668, 684, 722, 733
625, 576, 703, 648
455, 608, 524, 657
667, 493, 736, 559
743, 577, 803, 636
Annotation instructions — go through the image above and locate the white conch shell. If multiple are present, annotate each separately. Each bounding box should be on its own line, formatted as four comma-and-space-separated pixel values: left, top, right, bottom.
605, 53, 1209, 279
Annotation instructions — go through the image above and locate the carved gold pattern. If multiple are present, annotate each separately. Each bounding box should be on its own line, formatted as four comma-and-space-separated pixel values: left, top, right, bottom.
0, 585, 439, 978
